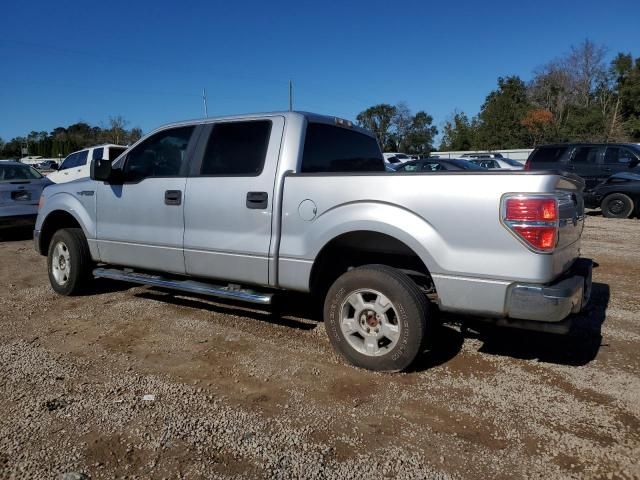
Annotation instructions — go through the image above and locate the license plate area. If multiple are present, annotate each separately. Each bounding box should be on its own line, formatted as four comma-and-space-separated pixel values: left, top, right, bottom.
11, 190, 31, 201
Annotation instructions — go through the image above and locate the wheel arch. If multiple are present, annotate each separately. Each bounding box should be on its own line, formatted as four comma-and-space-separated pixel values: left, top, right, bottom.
308, 229, 438, 299
38, 209, 85, 256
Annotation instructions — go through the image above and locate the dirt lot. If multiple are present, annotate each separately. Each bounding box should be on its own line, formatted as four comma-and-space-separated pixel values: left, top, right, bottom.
0, 215, 639, 479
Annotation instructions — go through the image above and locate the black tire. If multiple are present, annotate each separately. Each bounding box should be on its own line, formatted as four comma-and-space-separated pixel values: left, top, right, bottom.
47, 228, 93, 295
324, 264, 430, 372
601, 193, 634, 218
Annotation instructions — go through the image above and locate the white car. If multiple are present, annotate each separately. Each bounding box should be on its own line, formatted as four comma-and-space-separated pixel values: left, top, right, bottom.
383, 152, 419, 168
47, 144, 127, 183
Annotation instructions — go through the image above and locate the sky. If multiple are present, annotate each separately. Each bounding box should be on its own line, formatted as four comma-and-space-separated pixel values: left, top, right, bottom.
1, 0, 639, 141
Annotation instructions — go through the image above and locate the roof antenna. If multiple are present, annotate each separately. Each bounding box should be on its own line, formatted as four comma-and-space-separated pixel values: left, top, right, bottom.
288, 80, 293, 112
202, 88, 208, 118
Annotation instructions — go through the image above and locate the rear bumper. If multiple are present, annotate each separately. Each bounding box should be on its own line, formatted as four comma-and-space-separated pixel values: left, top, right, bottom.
506, 258, 592, 323
0, 214, 37, 229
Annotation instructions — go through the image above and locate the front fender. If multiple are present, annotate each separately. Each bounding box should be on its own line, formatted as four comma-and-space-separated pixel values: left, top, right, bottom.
37, 192, 96, 239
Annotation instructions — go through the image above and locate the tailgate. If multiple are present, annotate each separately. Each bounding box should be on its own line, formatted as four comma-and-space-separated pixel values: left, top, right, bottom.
555, 176, 585, 250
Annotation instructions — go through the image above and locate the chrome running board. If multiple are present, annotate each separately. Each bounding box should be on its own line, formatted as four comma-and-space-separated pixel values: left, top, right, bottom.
93, 268, 272, 305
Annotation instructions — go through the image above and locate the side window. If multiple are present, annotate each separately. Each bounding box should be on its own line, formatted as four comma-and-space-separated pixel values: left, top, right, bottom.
301, 123, 384, 173
571, 147, 601, 164
76, 150, 88, 167
200, 121, 272, 175
123, 126, 195, 182
92, 148, 104, 161
530, 147, 568, 163
400, 163, 419, 172
108, 147, 127, 161
421, 162, 441, 171
60, 153, 77, 170
604, 147, 636, 164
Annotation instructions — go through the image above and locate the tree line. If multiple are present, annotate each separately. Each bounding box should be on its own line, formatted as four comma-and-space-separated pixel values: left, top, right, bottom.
0, 116, 142, 159
439, 40, 640, 151
355, 39, 640, 153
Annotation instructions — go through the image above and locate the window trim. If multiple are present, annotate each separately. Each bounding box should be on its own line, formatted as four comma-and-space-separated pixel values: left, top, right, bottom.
187, 120, 274, 178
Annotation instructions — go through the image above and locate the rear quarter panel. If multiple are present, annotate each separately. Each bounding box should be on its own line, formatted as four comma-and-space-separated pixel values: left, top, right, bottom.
278, 172, 583, 292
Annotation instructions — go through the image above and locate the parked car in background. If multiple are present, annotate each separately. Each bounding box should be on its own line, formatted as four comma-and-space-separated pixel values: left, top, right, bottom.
584, 172, 640, 218
0, 161, 51, 229
393, 158, 486, 172
35, 160, 59, 171
383, 152, 413, 164
526, 143, 640, 190
469, 158, 524, 170
47, 144, 127, 184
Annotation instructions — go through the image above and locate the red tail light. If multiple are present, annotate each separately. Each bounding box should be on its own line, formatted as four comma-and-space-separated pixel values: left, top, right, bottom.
524, 158, 531, 170
505, 198, 557, 222
502, 195, 559, 252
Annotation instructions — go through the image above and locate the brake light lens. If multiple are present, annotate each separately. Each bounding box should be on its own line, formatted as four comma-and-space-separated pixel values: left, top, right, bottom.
502, 195, 559, 252
512, 226, 557, 250
505, 198, 557, 222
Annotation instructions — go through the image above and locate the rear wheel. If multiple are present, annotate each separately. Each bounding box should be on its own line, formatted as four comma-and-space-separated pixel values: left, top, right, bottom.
47, 228, 93, 295
601, 193, 634, 218
324, 264, 430, 372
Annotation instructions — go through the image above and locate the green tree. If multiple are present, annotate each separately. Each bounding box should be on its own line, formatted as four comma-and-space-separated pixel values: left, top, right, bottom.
356, 104, 397, 151
402, 111, 438, 155
612, 54, 640, 140
439, 112, 477, 150
476, 76, 531, 149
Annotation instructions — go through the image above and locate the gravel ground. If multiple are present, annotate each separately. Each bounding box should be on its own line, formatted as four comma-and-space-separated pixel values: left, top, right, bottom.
0, 214, 638, 479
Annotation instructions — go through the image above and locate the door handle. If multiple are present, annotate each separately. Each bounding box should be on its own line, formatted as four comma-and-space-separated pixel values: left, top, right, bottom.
246, 191, 268, 209
165, 190, 182, 205
602, 167, 611, 172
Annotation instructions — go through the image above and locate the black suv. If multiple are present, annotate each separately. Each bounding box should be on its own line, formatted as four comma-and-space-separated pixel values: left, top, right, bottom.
526, 143, 640, 190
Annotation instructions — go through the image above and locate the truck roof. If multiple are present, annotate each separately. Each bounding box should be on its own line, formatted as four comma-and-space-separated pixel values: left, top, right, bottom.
152, 111, 376, 139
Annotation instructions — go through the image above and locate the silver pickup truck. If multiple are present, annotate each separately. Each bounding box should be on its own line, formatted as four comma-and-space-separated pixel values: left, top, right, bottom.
34, 111, 592, 371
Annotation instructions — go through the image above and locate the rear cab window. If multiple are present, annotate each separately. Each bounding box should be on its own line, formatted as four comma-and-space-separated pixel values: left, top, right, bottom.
301, 123, 384, 173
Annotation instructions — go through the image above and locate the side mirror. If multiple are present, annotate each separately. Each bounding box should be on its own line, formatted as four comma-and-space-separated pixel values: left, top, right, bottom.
50, 164, 59, 170
628, 159, 639, 169
91, 156, 112, 181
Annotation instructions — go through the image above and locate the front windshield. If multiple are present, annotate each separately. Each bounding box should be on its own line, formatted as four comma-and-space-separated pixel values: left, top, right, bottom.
0, 163, 43, 181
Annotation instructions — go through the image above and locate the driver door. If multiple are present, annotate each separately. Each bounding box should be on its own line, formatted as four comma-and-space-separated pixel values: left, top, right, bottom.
95, 125, 199, 274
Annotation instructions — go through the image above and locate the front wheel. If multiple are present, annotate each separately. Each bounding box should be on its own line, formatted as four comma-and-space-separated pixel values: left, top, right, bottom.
47, 228, 93, 295
601, 193, 634, 218
324, 264, 430, 372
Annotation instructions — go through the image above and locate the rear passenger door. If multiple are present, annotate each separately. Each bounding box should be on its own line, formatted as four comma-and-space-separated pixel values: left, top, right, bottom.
183, 116, 284, 286
569, 146, 604, 190
602, 146, 640, 177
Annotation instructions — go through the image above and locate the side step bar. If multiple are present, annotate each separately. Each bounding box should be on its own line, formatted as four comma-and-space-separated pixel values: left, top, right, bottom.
93, 268, 272, 305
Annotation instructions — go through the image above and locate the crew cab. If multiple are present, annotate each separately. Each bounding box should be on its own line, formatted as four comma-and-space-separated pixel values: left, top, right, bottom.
34, 112, 592, 371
